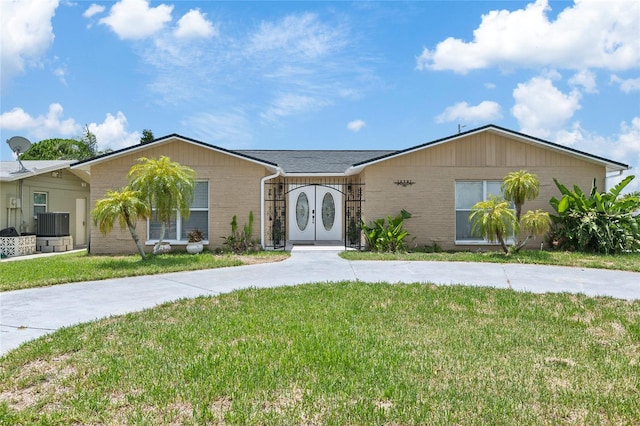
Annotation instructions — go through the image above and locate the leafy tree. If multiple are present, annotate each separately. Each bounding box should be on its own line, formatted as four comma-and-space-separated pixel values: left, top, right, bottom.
469, 171, 550, 254
140, 129, 155, 144
549, 175, 640, 254
80, 125, 98, 156
91, 188, 150, 260
21, 138, 94, 160
128, 156, 196, 254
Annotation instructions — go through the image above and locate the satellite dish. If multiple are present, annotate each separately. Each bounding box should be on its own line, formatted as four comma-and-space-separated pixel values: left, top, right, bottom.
7, 136, 31, 155
6, 136, 32, 173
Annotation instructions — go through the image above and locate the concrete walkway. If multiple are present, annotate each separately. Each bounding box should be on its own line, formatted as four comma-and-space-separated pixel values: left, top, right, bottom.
1, 247, 639, 356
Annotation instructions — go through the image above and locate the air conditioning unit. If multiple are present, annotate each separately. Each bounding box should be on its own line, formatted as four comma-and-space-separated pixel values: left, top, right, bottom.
37, 212, 70, 237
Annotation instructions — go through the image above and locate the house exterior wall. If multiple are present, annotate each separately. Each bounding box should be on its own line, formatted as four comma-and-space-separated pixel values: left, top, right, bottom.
0, 172, 90, 246
361, 131, 606, 251
89, 140, 270, 254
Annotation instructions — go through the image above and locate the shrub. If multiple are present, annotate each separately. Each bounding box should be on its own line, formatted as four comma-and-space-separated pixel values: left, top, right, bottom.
549, 175, 640, 254
361, 209, 412, 252
223, 211, 259, 254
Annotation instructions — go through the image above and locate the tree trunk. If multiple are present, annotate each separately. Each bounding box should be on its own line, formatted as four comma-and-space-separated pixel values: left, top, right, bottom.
153, 221, 166, 254
126, 221, 147, 260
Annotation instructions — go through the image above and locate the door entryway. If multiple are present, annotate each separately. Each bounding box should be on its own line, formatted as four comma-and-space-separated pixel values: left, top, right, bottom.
288, 185, 342, 242
75, 198, 87, 246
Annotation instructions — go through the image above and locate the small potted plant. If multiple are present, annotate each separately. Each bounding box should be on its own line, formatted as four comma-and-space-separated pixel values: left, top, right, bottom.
186, 228, 204, 254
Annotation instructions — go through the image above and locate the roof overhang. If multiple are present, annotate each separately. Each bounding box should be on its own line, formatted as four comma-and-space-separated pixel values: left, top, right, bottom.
348, 125, 630, 174
71, 134, 279, 173
0, 160, 89, 183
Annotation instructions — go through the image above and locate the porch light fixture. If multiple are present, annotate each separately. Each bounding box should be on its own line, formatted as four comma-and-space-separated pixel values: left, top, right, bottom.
394, 179, 415, 187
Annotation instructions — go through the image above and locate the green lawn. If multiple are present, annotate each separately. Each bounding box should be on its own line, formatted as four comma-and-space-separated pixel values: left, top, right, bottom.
0, 250, 289, 292
1, 283, 638, 424
341, 249, 640, 272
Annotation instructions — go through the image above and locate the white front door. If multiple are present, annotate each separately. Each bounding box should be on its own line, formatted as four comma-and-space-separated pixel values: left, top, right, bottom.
289, 185, 342, 241
75, 198, 86, 246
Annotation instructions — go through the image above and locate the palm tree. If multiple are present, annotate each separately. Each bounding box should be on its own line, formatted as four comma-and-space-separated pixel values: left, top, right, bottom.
469, 196, 515, 253
128, 156, 196, 254
470, 171, 550, 254
92, 188, 150, 260
502, 170, 540, 222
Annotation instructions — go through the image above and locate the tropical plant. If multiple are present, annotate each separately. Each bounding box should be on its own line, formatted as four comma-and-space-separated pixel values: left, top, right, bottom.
187, 228, 203, 243
469, 197, 515, 253
361, 209, 412, 252
223, 211, 259, 254
501, 170, 540, 222
549, 175, 640, 254
91, 188, 150, 260
469, 171, 550, 254
128, 156, 196, 254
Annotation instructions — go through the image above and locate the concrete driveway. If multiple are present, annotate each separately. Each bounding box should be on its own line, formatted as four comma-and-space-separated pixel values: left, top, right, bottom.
2, 247, 639, 356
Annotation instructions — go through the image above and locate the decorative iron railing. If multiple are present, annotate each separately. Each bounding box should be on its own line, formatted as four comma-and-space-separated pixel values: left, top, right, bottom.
263, 178, 364, 250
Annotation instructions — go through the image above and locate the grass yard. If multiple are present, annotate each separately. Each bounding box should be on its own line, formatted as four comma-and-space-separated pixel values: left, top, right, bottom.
0, 251, 289, 292
341, 249, 640, 272
1, 282, 638, 425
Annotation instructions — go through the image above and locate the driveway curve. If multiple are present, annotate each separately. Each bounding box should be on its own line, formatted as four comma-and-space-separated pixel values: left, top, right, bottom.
2, 247, 639, 356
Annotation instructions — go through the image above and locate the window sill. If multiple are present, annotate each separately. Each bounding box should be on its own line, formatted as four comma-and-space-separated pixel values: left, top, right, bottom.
455, 240, 513, 245
145, 240, 209, 245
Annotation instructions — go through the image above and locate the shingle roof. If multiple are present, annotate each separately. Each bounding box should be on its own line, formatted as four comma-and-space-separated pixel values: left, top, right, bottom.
237, 150, 396, 173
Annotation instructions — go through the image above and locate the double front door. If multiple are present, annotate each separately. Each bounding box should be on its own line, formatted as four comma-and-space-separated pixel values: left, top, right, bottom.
288, 185, 342, 241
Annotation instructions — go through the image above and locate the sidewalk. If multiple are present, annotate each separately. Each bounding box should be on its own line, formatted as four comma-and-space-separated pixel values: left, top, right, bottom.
2, 247, 639, 356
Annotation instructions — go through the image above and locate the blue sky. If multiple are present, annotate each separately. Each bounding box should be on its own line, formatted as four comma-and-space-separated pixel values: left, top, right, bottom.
1, 0, 639, 190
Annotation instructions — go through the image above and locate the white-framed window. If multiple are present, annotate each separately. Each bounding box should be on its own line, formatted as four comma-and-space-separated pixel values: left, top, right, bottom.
455, 180, 505, 243
33, 192, 47, 218
147, 181, 209, 242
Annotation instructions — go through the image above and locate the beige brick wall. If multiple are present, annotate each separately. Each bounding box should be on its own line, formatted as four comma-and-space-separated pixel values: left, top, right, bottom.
89, 139, 270, 254
362, 131, 607, 251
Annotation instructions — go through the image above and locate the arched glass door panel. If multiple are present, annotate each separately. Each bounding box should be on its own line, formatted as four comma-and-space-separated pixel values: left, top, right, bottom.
321, 192, 335, 231
296, 192, 309, 231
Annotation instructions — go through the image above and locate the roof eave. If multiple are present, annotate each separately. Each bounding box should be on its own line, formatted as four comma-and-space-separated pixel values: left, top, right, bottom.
352, 124, 630, 172
71, 134, 279, 171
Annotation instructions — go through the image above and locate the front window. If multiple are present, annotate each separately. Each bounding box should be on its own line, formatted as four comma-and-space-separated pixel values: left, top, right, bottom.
34, 192, 47, 218
455, 180, 503, 242
148, 181, 209, 242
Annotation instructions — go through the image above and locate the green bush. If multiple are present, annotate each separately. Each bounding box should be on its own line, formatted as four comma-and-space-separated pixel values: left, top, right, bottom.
223, 211, 259, 254
361, 209, 412, 252
549, 175, 640, 254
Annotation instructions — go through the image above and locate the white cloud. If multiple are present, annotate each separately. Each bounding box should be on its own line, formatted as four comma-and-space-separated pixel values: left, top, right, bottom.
86, 112, 140, 151
436, 101, 502, 124
261, 93, 331, 122
610, 75, 640, 93
182, 110, 253, 148
0, 105, 139, 152
484, 83, 496, 89
0, 104, 80, 139
417, 0, 640, 73
174, 9, 217, 39
347, 120, 366, 132
511, 76, 581, 137
99, 0, 173, 40
0, 0, 59, 88
568, 70, 598, 93
83, 4, 105, 19
553, 119, 640, 193
248, 13, 346, 60
53, 66, 67, 85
